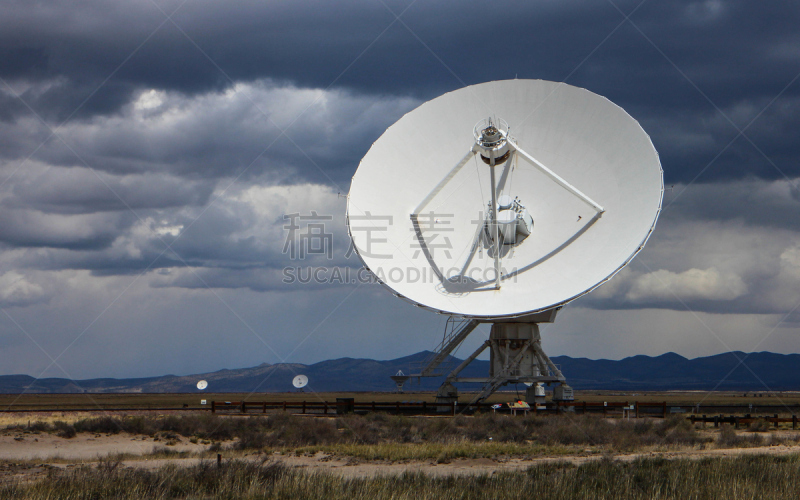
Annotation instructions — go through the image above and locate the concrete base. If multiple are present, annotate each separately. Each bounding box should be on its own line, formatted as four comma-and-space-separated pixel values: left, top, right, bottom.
435, 381, 459, 412
553, 383, 574, 402
526, 383, 547, 405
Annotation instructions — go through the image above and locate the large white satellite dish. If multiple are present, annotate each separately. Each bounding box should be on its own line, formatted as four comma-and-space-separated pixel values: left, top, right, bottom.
348, 80, 661, 319
292, 375, 309, 389
346, 80, 663, 406
196, 380, 208, 390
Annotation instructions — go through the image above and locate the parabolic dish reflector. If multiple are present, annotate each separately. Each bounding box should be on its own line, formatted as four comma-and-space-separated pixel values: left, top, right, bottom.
292, 375, 308, 389
347, 80, 662, 319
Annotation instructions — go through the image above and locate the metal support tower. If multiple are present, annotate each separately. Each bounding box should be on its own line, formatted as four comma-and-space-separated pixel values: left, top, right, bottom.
405, 309, 574, 408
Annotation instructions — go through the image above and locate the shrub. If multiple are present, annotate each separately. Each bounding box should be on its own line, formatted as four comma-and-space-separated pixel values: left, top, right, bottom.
27, 421, 50, 432
747, 418, 770, 433
73, 416, 121, 435
53, 421, 76, 439
718, 425, 763, 447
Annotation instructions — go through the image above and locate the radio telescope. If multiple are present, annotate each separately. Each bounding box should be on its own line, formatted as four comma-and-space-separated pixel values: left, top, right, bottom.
292, 375, 309, 390
347, 80, 663, 405
196, 380, 208, 390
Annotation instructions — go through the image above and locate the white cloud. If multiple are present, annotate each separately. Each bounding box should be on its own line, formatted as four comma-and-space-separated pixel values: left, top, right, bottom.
780, 245, 800, 278
41, 79, 419, 182
575, 176, 800, 314
0, 271, 47, 307
685, 0, 725, 23
626, 267, 747, 302
133, 89, 165, 111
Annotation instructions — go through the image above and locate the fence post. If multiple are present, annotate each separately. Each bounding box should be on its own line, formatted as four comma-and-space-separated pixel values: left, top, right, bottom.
283, 401, 286, 412
211, 401, 216, 414
324, 402, 328, 415
451, 401, 456, 416
774, 414, 779, 429
241, 402, 246, 414
793, 415, 797, 430
263, 403, 266, 414
635, 403, 640, 419
714, 415, 719, 428
663, 402, 667, 418
302, 401, 306, 414
735, 417, 740, 429
423, 401, 427, 413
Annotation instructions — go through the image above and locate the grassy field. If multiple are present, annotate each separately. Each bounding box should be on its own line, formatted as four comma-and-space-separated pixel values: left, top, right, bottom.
3, 455, 800, 499
2, 390, 800, 412
5, 411, 797, 458
2, 412, 800, 498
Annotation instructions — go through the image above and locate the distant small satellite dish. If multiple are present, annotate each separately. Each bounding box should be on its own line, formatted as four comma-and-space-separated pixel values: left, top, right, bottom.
292, 375, 308, 389
523, 382, 533, 387
196, 380, 208, 390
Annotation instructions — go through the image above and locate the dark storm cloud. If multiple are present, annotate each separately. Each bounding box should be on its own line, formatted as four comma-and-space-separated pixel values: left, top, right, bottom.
6, 168, 215, 214
8, 206, 259, 274
0, 209, 133, 250
2, 1, 800, 184
662, 177, 800, 231
0, 0, 798, 308
4, 0, 794, 105
0, 178, 352, 280
4, 0, 800, 380
0, 80, 419, 194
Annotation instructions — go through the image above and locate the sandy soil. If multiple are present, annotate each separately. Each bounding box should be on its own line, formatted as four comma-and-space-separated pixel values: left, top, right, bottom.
2, 431, 800, 482
0, 432, 206, 461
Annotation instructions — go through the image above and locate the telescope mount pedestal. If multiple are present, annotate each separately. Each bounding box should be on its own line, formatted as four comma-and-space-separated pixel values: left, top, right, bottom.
433, 316, 573, 410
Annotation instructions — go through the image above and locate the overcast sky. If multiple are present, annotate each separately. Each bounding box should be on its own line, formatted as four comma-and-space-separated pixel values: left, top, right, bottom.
1, 0, 800, 382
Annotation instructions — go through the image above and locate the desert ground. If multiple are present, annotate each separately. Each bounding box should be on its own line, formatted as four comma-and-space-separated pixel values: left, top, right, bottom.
1, 393, 800, 497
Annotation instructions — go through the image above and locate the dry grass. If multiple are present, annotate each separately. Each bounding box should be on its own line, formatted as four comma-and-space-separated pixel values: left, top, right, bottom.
290, 441, 571, 462
2, 412, 800, 498
0, 413, 88, 428
1, 413, 702, 446
279, 414, 709, 461
329, 413, 706, 451
4, 454, 800, 499
7, 412, 797, 463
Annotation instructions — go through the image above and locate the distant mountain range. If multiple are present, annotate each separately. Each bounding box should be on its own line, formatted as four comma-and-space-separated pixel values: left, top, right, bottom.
1, 351, 799, 393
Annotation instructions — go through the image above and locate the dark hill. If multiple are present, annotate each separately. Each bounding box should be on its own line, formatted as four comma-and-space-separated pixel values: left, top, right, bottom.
0, 351, 798, 393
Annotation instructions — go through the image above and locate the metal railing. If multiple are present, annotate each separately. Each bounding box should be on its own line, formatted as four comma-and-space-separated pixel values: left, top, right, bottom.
209, 400, 800, 419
